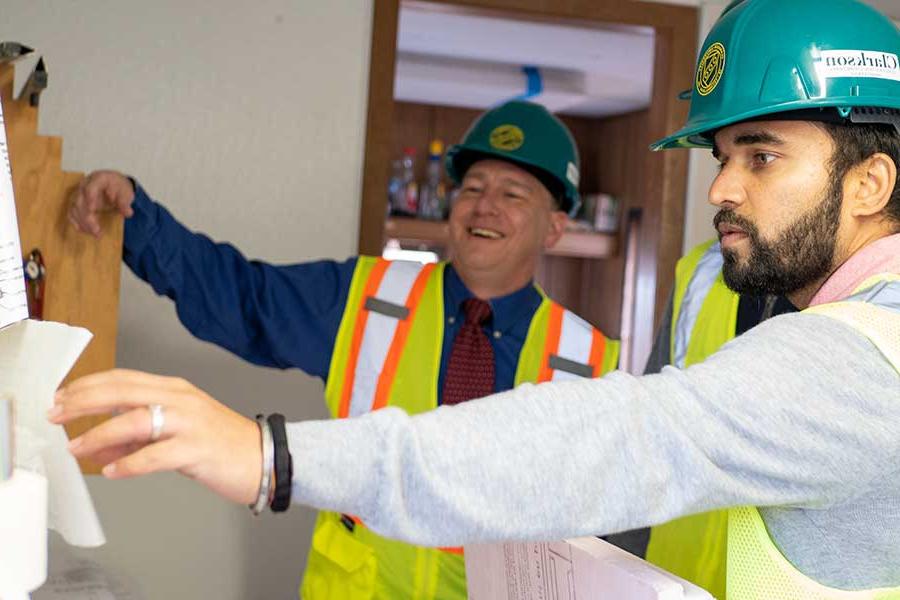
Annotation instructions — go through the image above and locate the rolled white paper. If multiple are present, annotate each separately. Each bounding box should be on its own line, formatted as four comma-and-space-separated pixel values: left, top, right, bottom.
0, 469, 47, 598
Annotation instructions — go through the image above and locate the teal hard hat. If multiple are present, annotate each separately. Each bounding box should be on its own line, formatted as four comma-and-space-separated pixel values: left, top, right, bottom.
653, 0, 900, 150
445, 100, 582, 216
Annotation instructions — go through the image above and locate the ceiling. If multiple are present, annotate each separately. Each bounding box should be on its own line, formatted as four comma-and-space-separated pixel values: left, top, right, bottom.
394, 0, 900, 118
394, 4, 656, 118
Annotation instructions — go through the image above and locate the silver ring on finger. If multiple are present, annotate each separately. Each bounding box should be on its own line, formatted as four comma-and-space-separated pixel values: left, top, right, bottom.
148, 404, 165, 442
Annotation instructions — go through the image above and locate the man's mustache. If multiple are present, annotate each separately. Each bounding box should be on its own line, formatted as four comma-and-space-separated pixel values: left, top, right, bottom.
714, 210, 758, 237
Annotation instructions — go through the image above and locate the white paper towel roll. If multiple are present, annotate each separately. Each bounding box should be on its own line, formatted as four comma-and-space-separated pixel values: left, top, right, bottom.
0, 469, 47, 599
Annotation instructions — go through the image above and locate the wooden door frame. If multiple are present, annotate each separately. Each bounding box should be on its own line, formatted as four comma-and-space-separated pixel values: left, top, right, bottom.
358, 0, 698, 367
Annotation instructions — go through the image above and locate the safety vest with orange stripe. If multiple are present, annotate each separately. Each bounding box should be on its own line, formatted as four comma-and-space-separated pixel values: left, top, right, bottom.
300, 257, 619, 600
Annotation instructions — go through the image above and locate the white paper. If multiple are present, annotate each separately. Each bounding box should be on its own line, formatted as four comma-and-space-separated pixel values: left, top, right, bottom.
465, 536, 716, 600
0, 319, 105, 547
0, 469, 48, 599
0, 98, 28, 328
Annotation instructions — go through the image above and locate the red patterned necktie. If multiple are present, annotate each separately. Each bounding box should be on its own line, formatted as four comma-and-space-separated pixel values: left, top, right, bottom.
442, 298, 495, 405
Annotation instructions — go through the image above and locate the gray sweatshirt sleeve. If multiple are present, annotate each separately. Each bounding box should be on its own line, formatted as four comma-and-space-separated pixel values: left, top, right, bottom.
287, 312, 900, 548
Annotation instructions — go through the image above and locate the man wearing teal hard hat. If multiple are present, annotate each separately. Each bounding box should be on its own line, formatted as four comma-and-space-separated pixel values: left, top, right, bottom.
65, 100, 622, 599
58, 0, 900, 598
643, 1, 900, 596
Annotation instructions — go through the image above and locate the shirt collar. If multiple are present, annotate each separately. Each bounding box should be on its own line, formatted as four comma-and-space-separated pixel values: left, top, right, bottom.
444, 263, 543, 332
810, 233, 900, 306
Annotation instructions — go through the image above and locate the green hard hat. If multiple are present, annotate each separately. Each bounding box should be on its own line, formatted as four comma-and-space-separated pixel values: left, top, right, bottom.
653, 0, 900, 150
446, 100, 582, 216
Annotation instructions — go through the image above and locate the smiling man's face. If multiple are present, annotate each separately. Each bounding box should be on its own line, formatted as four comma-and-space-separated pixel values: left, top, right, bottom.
447, 159, 566, 296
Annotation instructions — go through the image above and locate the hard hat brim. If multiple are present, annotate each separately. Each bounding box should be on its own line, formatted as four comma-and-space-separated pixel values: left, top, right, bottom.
652, 95, 900, 151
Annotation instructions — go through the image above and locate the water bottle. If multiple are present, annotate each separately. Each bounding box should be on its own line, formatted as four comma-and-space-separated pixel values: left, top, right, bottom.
418, 139, 447, 220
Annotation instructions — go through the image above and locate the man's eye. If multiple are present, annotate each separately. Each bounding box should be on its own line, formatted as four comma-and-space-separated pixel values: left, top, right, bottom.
753, 153, 776, 166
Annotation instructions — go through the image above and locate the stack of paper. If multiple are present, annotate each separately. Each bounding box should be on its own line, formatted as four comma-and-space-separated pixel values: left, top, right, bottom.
465, 537, 716, 600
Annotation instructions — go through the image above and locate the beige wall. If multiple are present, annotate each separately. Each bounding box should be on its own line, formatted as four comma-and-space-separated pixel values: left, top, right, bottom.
2, 1, 373, 597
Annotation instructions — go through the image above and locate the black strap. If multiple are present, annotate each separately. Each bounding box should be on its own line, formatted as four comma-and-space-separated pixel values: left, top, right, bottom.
267, 413, 293, 512
849, 107, 900, 134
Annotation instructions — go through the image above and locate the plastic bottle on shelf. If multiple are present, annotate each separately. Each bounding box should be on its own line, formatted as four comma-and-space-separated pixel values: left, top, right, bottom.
387, 159, 403, 216
394, 147, 418, 216
418, 139, 447, 220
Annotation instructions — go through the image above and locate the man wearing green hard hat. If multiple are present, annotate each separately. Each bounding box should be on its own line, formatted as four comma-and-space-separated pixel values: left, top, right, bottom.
58, 0, 900, 598
643, 0, 900, 596
66, 100, 621, 599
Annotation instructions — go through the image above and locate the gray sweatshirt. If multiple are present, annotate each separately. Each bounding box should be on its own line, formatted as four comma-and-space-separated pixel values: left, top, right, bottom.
287, 312, 900, 591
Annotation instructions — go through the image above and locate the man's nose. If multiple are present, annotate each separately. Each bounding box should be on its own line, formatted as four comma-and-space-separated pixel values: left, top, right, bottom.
473, 187, 501, 214
708, 164, 746, 209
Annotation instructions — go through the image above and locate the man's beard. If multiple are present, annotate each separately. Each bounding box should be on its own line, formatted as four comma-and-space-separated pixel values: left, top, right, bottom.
714, 180, 843, 296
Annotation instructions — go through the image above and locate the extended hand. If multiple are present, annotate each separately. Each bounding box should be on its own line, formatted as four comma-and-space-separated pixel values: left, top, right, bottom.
49, 369, 262, 505
68, 170, 136, 237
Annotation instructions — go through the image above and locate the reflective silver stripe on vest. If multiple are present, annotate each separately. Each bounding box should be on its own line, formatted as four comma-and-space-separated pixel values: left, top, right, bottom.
552, 309, 596, 382
673, 242, 724, 369
548, 354, 593, 378
842, 279, 900, 314
348, 260, 425, 417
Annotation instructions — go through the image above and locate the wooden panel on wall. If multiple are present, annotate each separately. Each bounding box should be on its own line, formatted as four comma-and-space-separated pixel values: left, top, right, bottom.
581, 109, 651, 340
1, 61, 123, 473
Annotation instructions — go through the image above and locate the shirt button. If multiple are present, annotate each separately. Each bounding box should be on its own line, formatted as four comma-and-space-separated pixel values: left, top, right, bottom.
493, 330, 502, 339
448, 316, 456, 325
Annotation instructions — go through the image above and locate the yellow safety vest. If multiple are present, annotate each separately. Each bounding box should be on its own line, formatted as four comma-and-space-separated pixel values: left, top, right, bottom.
301, 257, 620, 600
645, 239, 737, 600
727, 274, 900, 600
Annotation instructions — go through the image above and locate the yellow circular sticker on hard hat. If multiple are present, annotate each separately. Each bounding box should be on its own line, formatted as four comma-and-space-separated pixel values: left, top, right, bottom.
489, 125, 525, 151
696, 42, 726, 96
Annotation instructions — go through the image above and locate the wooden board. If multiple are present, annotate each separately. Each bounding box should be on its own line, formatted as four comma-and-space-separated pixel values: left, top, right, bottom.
1, 62, 123, 473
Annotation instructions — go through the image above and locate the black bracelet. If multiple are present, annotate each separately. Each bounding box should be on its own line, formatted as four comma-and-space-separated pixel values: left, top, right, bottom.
267, 413, 293, 512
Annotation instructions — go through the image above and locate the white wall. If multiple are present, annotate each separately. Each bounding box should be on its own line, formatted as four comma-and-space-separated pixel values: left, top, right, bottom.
2, 1, 373, 598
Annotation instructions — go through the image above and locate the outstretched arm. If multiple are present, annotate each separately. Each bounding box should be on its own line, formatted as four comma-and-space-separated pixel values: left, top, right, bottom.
51, 313, 898, 546
68, 171, 353, 376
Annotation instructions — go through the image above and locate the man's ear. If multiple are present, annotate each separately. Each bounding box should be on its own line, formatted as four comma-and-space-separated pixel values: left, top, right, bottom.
846, 152, 897, 219
543, 210, 568, 249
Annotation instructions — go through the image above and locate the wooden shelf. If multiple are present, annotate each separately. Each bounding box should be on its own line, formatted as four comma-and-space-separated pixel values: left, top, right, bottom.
384, 217, 617, 259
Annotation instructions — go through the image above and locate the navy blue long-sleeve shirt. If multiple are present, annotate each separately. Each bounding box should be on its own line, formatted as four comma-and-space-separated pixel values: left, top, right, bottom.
123, 184, 545, 399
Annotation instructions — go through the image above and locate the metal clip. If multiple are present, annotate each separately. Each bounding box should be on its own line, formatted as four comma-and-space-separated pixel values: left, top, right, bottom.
0, 42, 34, 64
24, 249, 46, 320
18, 57, 48, 107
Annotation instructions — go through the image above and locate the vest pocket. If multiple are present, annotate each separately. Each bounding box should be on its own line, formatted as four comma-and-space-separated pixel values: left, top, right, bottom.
301, 515, 377, 600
